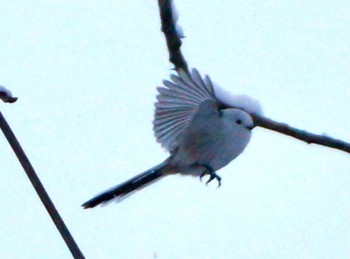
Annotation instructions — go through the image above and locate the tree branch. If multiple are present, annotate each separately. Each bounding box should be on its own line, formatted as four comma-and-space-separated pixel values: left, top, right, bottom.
0, 85, 18, 103
0, 90, 85, 258
157, 0, 350, 154
157, 0, 189, 73
252, 114, 350, 153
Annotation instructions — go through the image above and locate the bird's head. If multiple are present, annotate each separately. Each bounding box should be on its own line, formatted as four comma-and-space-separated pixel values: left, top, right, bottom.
224, 108, 254, 131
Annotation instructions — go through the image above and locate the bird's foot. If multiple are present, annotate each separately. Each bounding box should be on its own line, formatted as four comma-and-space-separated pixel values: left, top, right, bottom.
199, 165, 221, 188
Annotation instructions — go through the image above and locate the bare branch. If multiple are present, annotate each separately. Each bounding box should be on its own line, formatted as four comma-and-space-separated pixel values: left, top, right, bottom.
158, 0, 189, 72
157, 0, 350, 154
252, 114, 350, 154
0, 111, 85, 258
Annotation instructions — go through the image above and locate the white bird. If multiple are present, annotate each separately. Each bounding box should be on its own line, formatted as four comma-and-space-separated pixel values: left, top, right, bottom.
82, 68, 260, 208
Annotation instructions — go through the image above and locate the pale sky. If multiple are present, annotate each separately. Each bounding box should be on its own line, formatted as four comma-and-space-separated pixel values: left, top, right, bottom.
1, 1, 350, 258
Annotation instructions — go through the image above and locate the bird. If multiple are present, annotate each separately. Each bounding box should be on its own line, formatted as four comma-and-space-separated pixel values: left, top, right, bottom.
82, 68, 261, 208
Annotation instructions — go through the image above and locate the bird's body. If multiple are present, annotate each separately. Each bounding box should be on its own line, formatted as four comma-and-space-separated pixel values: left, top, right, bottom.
171, 103, 252, 175
82, 69, 259, 208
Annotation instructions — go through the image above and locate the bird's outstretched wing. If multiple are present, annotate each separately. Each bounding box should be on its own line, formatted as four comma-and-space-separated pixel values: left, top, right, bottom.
153, 68, 218, 151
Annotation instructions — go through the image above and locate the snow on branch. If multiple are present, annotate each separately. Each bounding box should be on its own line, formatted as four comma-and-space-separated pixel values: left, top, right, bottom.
0, 85, 18, 103
157, 0, 350, 154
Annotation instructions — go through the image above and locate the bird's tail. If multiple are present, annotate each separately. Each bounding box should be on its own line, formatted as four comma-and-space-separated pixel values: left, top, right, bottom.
82, 161, 170, 209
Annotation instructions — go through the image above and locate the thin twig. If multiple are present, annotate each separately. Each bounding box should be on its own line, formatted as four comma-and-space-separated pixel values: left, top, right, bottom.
0, 111, 85, 259
157, 0, 350, 154
158, 0, 189, 72
0, 86, 18, 103
252, 114, 350, 153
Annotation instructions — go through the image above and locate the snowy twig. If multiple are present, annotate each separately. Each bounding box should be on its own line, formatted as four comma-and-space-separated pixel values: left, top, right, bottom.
157, 0, 350, 154
0, 86, 18, 103
0, 112, 85, 258
158, 0, 189, 72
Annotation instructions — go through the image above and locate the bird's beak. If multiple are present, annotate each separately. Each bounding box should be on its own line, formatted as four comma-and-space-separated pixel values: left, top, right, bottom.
246, 125, 254, 130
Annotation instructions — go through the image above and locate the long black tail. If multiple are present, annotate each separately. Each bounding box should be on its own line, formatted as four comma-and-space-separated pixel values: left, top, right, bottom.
82, 162, 168, 209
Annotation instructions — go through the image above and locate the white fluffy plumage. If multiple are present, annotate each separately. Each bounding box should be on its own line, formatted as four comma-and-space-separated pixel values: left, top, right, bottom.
213, 82, 263, 115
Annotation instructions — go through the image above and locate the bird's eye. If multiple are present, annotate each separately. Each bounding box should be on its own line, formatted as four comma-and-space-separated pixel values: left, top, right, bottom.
236, 119, 242, 124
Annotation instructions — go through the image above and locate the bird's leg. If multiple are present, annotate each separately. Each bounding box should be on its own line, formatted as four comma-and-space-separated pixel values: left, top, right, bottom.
199, 164, 221, 187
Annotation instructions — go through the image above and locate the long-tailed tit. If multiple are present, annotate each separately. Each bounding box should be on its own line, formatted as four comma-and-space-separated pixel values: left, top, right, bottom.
82, 69, 260, 208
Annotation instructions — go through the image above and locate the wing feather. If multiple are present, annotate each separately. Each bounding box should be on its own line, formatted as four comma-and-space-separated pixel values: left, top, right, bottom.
153, 68, 218, 151
156, 90, 201, 105
171, 75, 208, 100
162, 81, 205, 102
153, 114, 190, 126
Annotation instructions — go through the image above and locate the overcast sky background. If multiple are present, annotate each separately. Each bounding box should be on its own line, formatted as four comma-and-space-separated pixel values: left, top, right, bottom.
1, 1, 350, 258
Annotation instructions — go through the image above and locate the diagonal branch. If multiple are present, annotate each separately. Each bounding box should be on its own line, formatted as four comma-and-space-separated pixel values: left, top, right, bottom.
1, 90, 85, 258
0, 111, 85, 258
157, 0, 350, 154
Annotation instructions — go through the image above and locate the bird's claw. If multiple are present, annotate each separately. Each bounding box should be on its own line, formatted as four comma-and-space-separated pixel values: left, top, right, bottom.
200, 170, 221, 188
